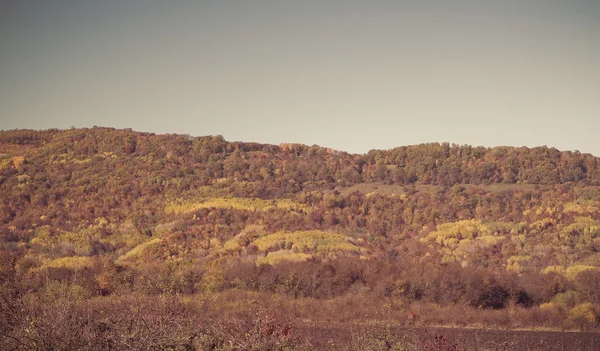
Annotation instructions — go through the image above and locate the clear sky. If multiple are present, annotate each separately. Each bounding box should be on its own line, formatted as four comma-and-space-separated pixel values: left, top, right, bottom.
1, 1, 599, 155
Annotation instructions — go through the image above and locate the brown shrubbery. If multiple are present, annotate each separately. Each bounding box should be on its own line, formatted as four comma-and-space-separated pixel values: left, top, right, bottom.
2, 253, 600, 350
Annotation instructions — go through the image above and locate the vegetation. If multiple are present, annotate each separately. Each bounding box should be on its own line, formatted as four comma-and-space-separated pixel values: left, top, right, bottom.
2, 127, 600, 349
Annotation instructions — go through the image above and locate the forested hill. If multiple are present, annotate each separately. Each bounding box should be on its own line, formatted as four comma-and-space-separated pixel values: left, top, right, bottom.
2, 127, 600, 235
2, 126, 600, 247
2, 127, 600, 340
1, 127, 599, 191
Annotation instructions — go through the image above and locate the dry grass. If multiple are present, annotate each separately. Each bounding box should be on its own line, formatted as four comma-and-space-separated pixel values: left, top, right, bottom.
165, 197, 312, 215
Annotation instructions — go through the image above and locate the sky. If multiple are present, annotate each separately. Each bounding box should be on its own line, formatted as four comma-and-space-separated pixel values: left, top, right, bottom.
1, 0, 599, 155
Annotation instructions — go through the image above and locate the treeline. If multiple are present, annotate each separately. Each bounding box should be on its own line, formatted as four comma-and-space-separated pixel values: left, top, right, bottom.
1, 127, 599, 191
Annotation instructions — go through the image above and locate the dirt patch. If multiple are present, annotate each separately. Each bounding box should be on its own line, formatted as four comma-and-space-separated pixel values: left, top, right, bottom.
296, 324, 600, 350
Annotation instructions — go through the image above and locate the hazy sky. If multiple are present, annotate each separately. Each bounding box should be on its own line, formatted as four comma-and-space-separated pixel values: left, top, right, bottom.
1, 1, 599, 155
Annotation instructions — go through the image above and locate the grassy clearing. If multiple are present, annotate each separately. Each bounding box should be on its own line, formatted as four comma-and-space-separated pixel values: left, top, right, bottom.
255, 251, 313, 265
165, 197, 312, 214
252, 230, 366, 255
118, 238, 163, 261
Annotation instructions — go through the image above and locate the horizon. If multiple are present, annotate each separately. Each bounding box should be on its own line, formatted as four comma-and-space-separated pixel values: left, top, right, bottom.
1, 1, 599, 156
1, 125, 595, 157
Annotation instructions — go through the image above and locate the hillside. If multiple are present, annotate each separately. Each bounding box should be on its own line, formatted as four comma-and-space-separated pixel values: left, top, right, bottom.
2, 127, 600, 349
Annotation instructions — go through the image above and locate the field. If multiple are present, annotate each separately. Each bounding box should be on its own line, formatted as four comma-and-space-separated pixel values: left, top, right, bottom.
298, 325, 600, 351
4, 286, 599, 351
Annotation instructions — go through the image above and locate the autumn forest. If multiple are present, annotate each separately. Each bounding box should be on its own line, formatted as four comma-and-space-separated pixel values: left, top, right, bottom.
2, 127, 600, 350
